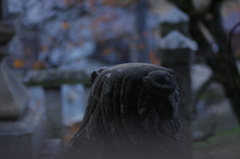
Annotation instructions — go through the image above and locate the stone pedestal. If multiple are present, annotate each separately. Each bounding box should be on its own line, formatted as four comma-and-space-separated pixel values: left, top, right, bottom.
0, 106, 47, 159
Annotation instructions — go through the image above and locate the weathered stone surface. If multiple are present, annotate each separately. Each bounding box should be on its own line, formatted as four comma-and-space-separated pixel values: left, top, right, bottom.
57, 63, 188, 159
0, 59, 29, 119
0, 106, 47, 159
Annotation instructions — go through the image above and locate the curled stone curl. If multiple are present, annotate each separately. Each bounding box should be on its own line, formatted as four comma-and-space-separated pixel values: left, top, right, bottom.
158, 119, 172, 136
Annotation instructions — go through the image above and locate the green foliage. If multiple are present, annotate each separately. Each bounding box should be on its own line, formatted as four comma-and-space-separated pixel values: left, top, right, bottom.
194, 126, 240, 147
199, 90, 224, 102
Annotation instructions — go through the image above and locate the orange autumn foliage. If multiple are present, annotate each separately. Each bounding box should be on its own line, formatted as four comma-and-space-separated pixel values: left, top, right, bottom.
67, 42, 75, 48
63, 122, 82, 144
25, 47, 31, 56
64, 0, 72, 5
149, 50, 160, 65
102, 0, 115, 5
33, 61, 45, 70
102, 47, 112, 55
102, 0, 139, 6
41, 45, 48, 52
137, 42, 146, 50
13, 59, 25, 68
62, 21, 70, 30
48, 36, 53, 42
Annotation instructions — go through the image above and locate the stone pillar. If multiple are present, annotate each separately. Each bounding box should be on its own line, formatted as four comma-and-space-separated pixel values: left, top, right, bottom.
45, 87, 63, 139
158, 7, 195, 158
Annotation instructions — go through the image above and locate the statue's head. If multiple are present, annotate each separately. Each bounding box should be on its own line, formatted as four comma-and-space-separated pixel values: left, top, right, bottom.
59, 63, 186, 159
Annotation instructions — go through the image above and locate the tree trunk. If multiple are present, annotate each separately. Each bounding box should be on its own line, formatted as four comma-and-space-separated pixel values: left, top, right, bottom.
168, 0, 240, 125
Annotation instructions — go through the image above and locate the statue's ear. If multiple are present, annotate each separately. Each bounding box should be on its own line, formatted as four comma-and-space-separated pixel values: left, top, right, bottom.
90, 67, 108, 83
143, 70, 176, 97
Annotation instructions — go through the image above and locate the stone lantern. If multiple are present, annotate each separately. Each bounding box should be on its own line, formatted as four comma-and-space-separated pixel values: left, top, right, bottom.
0, 1, 52, 159
0, 0, 28, 119
158, 7, 196, 159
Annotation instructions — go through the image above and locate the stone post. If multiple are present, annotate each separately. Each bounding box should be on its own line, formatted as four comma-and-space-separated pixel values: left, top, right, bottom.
44, 87, 63, 139
158, 7, 195, 158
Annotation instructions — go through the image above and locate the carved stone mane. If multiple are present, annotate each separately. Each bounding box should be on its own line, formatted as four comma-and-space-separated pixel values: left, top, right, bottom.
57, 63, 187, 159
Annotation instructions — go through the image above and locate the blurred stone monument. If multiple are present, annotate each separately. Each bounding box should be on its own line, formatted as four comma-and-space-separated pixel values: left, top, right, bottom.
158, 7, 196, 159
21, 59, 108, 141
0, 0, 28, 119
0, 1, 52, 158
0, 57, 29, 118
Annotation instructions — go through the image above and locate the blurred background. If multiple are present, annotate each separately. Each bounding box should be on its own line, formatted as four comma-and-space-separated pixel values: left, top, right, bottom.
0, 0, 239, 159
